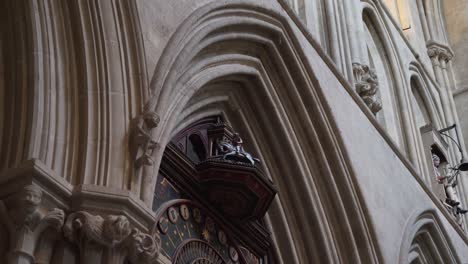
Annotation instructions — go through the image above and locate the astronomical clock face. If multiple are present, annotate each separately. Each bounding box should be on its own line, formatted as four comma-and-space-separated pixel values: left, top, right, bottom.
154, 200, 241, 264
153, 117, 274, 264
153, 175, 253, 263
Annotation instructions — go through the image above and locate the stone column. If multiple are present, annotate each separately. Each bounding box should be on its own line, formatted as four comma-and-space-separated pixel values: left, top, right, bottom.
343, 0, 369, 80
0, 185, 65, 264
428, 44, 459, 162
427, 42, 468, 228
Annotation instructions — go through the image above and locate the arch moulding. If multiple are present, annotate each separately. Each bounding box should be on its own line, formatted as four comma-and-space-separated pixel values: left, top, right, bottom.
133, 1, 382, 263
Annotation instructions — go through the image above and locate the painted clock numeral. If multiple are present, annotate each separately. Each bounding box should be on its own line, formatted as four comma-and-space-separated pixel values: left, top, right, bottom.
229, 246, 239, 262
193, 208, 202, 223
205, 216, 215, 233
218, 230, 227, 246
180, 204, 190, 220
158, 217, 169, 234
168, 207, 179, 223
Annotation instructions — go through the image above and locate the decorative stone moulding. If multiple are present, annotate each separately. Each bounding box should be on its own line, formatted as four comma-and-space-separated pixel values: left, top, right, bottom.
64, 211, 132, 247
427, 41, 454, 65
352, 63, 382, 115
64, 211, 161, 264
124, 228, 161, 264
8, 185, 65, 232
0, 184, 65, 264
131, 111, 160, 168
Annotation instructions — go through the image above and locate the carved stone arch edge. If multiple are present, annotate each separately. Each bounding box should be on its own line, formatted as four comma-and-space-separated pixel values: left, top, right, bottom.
136, 1, 383, 263
408, 62, 445, 129
398, 209, 461, 264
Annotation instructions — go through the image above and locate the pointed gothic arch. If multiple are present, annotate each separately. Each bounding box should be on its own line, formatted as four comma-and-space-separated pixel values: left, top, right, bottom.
399, 210, 460, 263
138, 2, 382, 263
361, 2, 409, 152
408, 62, 444, 130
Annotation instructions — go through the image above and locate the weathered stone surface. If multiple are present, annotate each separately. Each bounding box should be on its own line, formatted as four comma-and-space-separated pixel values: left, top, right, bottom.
0, 0, 467, 263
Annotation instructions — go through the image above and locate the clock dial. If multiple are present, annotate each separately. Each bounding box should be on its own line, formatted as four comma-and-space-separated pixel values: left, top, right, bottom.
173, 239, 225, 264
154, 200, 241, 264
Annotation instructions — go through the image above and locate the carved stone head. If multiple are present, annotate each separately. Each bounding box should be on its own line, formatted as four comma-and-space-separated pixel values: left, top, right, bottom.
143, 111, 160, 129
21, 185, 42, 214
103, 215, 131, 244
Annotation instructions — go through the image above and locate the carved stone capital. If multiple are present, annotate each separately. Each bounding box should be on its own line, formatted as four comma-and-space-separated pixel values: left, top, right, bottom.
439, 49, 453, 63
0, 185, 65, 264
64, 211, 160, 262
38, 208, 66, 233
427, 46, 441, 59
6, 185, 65, 233
427, 42, 454, 66
124, 228, 161, 264
352, 63, 382, 115
64, 211, 131, 248
130, 111, 160, 168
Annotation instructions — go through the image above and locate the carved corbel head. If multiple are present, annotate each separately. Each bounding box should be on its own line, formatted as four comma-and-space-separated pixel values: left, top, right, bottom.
64, 211, 132, 248
352, 62, 368, 83
124, 228, 161, 264
0, 185, 65, 264
103, 215, 132, 246
143, 111, 160, 129
20, 185, 42, 216
11, 185, 65, 232
8, 185, 45, 231
352, 63, 382, 115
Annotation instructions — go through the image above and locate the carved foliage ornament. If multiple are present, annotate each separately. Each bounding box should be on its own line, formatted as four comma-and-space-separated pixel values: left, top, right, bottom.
64, 211, 161, 263
427, 44, 453, 65
352, 63, 382, 115
125, 228, 161, 264
64, 211, 131, 247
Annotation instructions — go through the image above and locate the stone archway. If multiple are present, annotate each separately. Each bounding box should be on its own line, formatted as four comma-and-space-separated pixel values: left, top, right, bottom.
137, 2, 382, 263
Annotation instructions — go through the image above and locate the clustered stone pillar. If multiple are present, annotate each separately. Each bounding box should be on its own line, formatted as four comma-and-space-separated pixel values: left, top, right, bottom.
0, 185, 161, 264
427, 43, 458, 158
0, 185, 65, 264
427, 42, 468, 225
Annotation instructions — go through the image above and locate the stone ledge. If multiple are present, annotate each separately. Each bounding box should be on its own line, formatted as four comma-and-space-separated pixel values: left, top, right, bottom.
0, 160, 156, 231
72, 184, 156, 231
0, 159, 73, 209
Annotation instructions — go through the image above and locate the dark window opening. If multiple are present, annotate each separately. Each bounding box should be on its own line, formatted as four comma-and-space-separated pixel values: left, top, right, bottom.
187, 134, 207, 163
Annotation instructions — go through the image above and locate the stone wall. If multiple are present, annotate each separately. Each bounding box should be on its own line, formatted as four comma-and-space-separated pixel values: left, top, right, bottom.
0, 0, 467, 263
